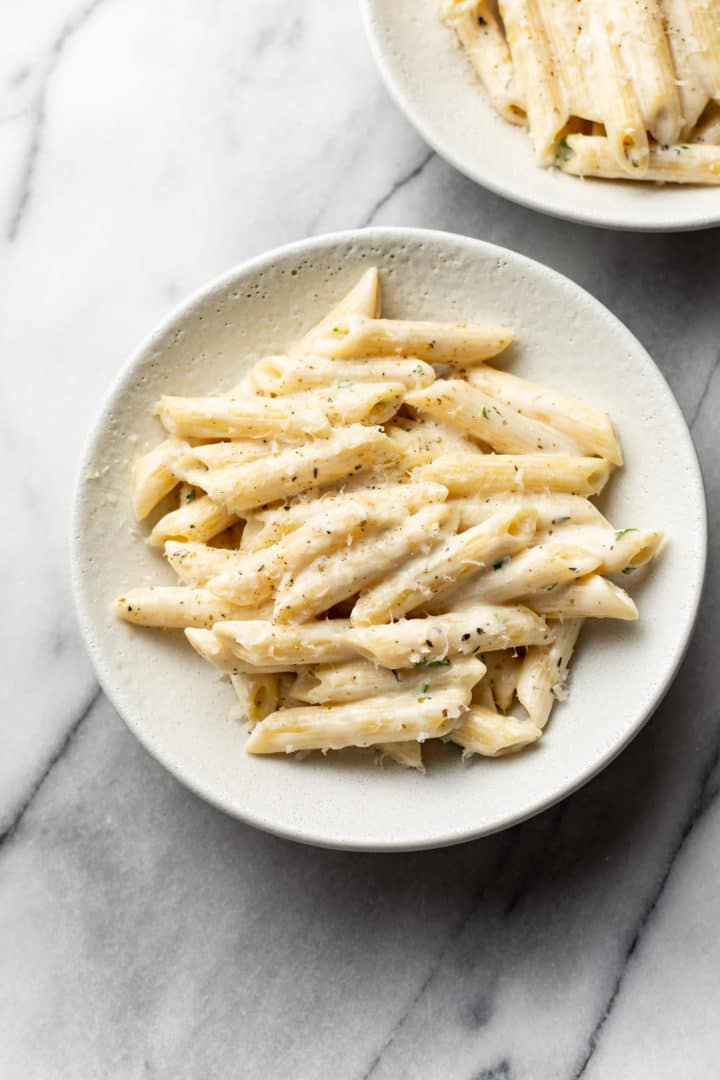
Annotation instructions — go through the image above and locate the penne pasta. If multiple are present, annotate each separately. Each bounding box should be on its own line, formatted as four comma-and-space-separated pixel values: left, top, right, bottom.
441, 0, 527, 125
560, 135, 720, 183
417, 452, 612, 496
291, 655, 486, 705
516, 618, 583, 727
195, 425, 400, 515
251, 354, 435, 394
312, 315, 513, 365
293, 267, 381, 353
451, 707, 543, 756
466, 365, 622, 463
148, 494, 238, 548
405, 379, 582, 453
229, 672, 280, 726
132, 437, 184, 520
155, 393, 330, 440
116, 268, 662, 770
499, 0, 569, 164
343, 604, 552, 669
245, 687, 471, 754
425, 542, 601, 611
214, 618, 356, 667
453, 493, 609, 532
526, 574, 638, 619
114, 586, 244, 629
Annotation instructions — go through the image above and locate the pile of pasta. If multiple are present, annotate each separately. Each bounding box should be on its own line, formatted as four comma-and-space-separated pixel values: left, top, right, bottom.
441, 0, 720, 184
116, 267, 662, 770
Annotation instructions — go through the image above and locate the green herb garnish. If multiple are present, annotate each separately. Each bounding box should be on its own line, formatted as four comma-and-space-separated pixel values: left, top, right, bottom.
421, 681, 430, 694
440, 733, 453, 744
337, 381, 354, 390
615, 528, 638, 539
482, 406, 490, 419
622, 566, 637, 575
414, 657, 451, 668
544, 582, 558, 591
185, 489, 197, 503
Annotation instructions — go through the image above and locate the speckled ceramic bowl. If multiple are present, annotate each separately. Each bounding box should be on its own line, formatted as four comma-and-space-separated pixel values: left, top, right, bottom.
71, 228, 706, 850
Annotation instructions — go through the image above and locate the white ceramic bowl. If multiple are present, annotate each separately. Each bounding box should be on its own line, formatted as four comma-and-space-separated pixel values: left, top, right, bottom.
363, 0, 720, 232
71, 228, 706, 850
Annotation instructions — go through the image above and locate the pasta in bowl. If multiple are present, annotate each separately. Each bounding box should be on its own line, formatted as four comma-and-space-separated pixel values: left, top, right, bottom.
114, 266, 662, 766
363, 0, 720, 229
72, 228, 705, 849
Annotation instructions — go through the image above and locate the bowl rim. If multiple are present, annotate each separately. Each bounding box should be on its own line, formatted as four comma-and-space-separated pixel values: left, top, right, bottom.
361, 0, 720, 234
70, 226, 708, 851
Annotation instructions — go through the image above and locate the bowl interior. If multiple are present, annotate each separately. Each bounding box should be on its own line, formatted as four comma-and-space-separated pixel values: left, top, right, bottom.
364, 0, 720, 232
73, 228, 706, 850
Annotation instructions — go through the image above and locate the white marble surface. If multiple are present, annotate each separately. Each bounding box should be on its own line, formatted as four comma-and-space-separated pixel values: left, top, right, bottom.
1, 1, 719, 1077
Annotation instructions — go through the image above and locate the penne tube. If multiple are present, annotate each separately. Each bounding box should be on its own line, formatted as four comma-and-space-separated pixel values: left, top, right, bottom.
482, 649, 524, 711
451, 707, 542, 756
292, 655, 486, 705
148, 495, 238, 548
302, 382, 406, 427
526, 574, 638, 619
196, 425, 400, 515
441, 0, 527, 124
417, 452, 612, 496
585, 0, 649, 173
273, 504, 451, 623
535, 0, 599, 122
405, 380, 581, 453
293, 267, 381, 353
155, 393, 330, 440
214, 618, 356, 667
532, 523, 663, 574
499, 0, 569, 164
379, 742, 425, 770
686, 0, 720, 99
351, 506, 538, 625
245, 687, 471, 754
605, 0, 682, 144
662, 0, 712, 135
343, 604, 552, 669
251, 354, 435, 394
453, 493, 609, 532
312, 315, 513, 365
132, 437, 184, 520
516, 618, 583, 727
229, 672, 279, 726
114, 586, 244, 629
560, 135, 720, 183
164, 540, 239, 586
426, 543, 601, 611
466, 366, 622, 463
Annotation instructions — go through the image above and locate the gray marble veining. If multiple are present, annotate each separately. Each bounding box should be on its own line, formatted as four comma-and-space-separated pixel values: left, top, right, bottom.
1, 1, 719, 1077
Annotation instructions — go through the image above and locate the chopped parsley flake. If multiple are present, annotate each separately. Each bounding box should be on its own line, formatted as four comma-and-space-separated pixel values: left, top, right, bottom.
414, 657, 451, 668
482, 407, 490, 420
421, 681, 430, 695
544, 582, 558, 591
185, 489, 197, 503
622, 566, 637, 575
440, 733, 453, 744
615, 528, 638, 539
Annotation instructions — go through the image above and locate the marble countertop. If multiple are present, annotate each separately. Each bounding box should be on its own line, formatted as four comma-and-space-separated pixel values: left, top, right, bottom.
1, 1, 719, 1077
